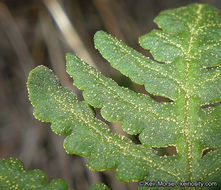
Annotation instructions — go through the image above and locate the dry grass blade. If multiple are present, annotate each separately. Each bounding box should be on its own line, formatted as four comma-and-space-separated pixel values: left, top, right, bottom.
44, 0, 97, 68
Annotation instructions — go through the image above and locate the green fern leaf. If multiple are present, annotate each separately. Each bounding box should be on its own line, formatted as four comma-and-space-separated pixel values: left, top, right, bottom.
27, 66, 180, 181
66, 53, 178, 147
0, 157, 69, 190
27, 3, 221, 189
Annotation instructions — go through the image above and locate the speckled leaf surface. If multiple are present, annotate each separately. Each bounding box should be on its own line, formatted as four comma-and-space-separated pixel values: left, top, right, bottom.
27, 3, 221, 189
66, 54, 178, 147
94, 30, 179, 101
27, 66, 182, 182
0, 157, 69, 190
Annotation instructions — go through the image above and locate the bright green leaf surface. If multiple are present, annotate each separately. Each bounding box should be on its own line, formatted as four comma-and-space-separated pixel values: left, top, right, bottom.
93, 2, 221, 184
0, 157, 69, 190
27, 66, 182, 182
94, 30, 180, 100
27, 3, 221, 189
66, 54, 179, 147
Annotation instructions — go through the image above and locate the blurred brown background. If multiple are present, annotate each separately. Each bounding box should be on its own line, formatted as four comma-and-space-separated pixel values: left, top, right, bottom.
0, 0, 220, 189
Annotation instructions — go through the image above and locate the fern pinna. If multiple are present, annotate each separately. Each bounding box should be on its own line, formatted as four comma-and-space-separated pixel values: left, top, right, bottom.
26, 3, 221, 189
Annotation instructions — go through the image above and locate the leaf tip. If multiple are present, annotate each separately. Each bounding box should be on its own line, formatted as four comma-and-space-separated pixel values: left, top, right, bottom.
94, 30, 108, 48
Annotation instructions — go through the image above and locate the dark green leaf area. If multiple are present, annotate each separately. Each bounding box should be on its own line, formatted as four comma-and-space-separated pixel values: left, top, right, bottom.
90, 183, 110, 190
27, 66, 182, 182
94, 30, 180, 100
195, 149, 221, 187
139, 29, 184, 64
197, 106, 221, 148
139, 119, 178, 147
66, 54, 180, 146
140, 3, 221, 67
27, 66, 95, 135
63, 119, 179, 181
196, 67, 221, 104
27, 2, 221, 186
153, 3, 220, 33
138, 156, 186, 189
0, 157, 69, 190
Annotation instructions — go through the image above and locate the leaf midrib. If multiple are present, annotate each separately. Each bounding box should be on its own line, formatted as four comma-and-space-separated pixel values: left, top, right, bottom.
44, 81, 181, 180
179, 4, 203, 181
100, 32, 188, 97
